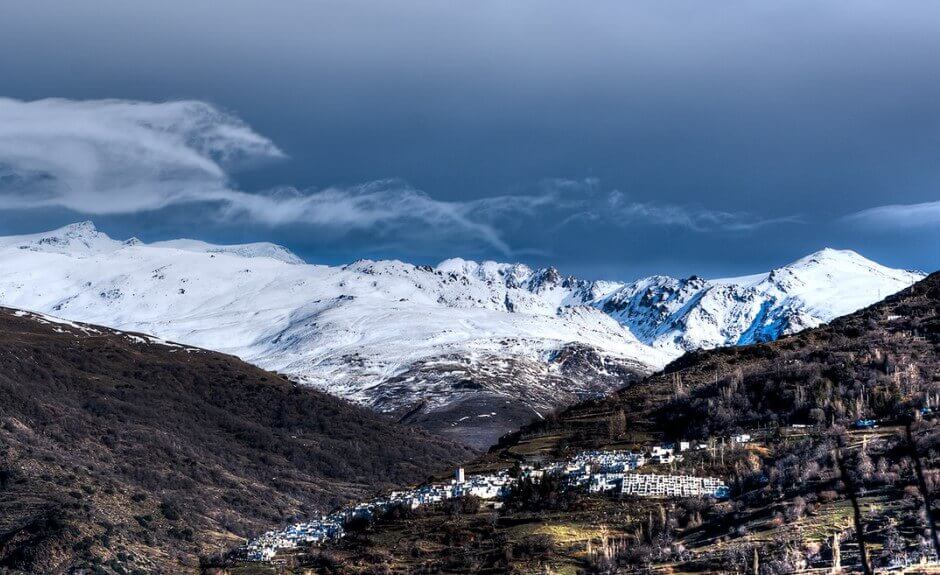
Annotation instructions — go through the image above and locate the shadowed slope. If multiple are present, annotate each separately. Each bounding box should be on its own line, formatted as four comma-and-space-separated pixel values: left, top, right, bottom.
0, 308, 473, 574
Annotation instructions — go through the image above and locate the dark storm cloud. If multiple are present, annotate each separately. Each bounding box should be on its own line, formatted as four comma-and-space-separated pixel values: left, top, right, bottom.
0, 1, 938, 278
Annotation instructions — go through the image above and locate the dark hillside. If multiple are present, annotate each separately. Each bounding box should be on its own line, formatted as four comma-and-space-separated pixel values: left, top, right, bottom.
494, 271, 940, 459
0, 309, 474, 574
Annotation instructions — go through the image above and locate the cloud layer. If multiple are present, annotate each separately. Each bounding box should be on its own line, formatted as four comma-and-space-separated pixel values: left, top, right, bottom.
0, 98, 805, 257
0, 98, 529, 252
2, 2, 939, 276
543, 179, 801, 233
0, 98, 283, 212
845, 201, 940, 230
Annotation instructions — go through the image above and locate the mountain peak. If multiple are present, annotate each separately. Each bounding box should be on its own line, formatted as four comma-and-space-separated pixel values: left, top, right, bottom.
435, 258, 535, 287
61, 220, 98, 234
0, 220, 121, 256
788, 247, 865, 266
49, 221, 105, 241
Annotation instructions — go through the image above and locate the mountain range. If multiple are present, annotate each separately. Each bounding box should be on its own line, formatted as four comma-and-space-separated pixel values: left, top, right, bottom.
0, 222, 924, 447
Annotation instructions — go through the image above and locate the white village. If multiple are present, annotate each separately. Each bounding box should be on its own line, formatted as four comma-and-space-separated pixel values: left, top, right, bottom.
244, 438, 746, 562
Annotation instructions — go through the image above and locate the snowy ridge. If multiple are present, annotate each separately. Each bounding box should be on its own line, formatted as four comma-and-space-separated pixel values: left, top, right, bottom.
0, 220, 305, 264
596, 248, 923, 355
151, 238, 305, 265
8, 307, 201, 352
0, 222, 923, 446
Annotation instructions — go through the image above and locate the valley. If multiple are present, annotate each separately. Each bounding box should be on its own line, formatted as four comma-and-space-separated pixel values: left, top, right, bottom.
4, 4, 938, 572
215, 272, 940, 573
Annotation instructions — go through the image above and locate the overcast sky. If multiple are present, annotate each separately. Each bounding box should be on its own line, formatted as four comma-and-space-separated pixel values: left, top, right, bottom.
0, 0, 937, 280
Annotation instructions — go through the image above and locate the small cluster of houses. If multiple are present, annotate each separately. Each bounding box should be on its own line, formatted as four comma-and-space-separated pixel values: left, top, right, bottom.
244, 439, 748, 562
245, 517, 344, 561
385, 467, 515, 508
540, 447, 730, 498
245, 468, 514, 561
546, 434, 753, 478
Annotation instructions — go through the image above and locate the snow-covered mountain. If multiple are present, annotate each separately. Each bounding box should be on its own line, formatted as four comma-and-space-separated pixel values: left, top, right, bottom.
0, 222, 923, 447
596, 248, 924, 356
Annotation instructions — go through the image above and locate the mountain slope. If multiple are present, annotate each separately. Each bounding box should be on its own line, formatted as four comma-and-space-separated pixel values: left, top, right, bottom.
297, 273, 940, 574
0, 222, 922, 447
476, 272, 940, 573
493, 270, 940, 459
0, 308, 473, 574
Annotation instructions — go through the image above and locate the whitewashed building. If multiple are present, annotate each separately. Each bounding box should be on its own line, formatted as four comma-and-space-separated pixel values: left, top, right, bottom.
620, 474, 729, 499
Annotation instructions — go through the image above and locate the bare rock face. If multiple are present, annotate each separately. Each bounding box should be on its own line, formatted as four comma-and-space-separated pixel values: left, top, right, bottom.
377, 343, 649, 448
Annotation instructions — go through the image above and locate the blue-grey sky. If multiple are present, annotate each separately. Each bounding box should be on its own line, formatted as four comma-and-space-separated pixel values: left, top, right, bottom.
0, 0, 937, 280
